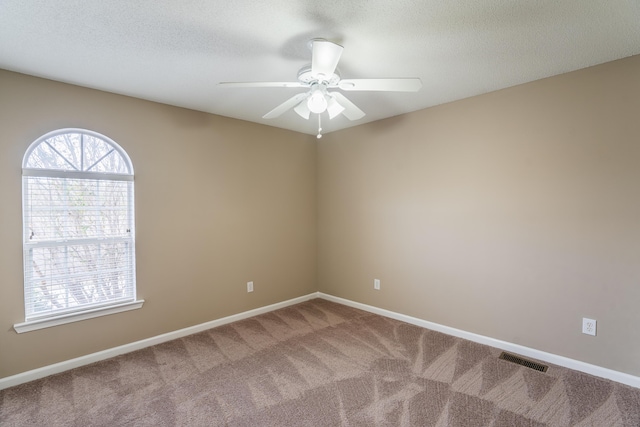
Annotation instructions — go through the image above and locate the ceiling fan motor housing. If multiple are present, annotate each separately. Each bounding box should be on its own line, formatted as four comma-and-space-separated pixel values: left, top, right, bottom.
297, 65, 341, 86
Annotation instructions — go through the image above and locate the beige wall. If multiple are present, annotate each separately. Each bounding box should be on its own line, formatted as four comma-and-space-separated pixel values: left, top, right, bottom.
0, 70, 317, 378
318, 55, 640, 376
3, 54, 640, 381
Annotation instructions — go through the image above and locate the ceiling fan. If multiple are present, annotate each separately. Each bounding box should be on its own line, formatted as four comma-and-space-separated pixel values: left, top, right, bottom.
219, 39, 422, 137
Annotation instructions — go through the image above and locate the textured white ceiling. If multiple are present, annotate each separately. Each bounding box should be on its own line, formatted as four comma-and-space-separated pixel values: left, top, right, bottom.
1, 1, 639, 135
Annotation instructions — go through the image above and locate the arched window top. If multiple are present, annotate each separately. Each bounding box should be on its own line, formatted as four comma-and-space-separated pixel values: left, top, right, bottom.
23, 129, 133, 176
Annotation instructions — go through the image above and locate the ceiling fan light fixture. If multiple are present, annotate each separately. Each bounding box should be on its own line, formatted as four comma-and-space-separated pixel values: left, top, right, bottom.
307, 88, 328, 114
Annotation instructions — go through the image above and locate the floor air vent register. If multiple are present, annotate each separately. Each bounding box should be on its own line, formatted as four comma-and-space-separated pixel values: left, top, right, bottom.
498, 352, 549, 372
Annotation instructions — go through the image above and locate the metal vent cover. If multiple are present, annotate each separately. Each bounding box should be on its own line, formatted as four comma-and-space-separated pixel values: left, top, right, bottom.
499, 352, 548, 372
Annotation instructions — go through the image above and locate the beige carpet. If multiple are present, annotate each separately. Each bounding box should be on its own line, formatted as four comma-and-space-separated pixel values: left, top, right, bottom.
1, 299, 639, 426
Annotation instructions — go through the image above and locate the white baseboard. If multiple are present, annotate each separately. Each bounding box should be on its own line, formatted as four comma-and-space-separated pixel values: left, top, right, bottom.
0, 292, 320, 391
318, 293, 640, 389
3, 291, 638, 391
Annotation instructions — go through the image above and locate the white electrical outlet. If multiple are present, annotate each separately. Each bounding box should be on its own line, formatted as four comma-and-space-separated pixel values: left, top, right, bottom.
247, 281, 254, 293
374, 279, 380, 290
582, 318, 596, 336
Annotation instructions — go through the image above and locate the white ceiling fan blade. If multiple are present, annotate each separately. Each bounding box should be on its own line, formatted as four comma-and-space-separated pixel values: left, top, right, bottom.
331, 92, 365, 121
338, 78, 422, 92
263, 93, 309, 119
219, 81, 306, 88
311, 40, 343, 79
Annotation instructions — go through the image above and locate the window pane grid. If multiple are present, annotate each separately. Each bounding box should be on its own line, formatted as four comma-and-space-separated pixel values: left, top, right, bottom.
24, 132, 131, 175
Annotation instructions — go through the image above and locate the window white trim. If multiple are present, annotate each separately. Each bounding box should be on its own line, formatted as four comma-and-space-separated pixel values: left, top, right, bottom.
14, 299, 144, 333
20, 128, 138, 328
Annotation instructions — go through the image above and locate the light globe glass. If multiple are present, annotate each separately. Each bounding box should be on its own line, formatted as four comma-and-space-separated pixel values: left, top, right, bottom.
307, 89, 328, 114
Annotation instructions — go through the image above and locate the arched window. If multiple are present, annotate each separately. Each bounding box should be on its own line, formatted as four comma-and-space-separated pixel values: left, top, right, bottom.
16, 129, 142, 333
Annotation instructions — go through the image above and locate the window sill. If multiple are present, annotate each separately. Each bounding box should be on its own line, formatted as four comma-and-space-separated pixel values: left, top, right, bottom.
13, 300, 145, 333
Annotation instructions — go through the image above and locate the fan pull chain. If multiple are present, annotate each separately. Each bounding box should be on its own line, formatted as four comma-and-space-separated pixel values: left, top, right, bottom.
317, 114, 322, 139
